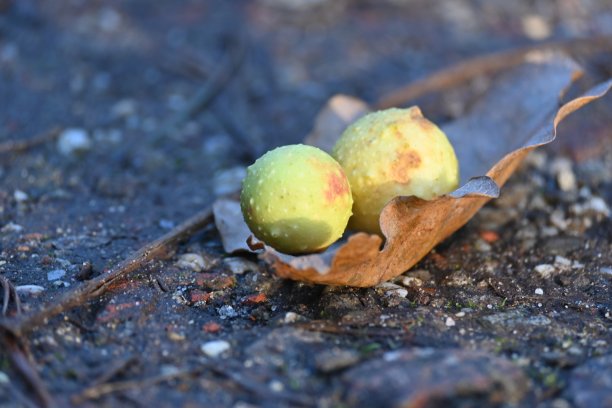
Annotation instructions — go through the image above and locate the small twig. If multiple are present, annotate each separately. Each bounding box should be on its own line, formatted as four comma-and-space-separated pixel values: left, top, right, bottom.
0, 329, 56, 408
0, 275, 22, 316
0, 127, 61, 155
375, 35, 612, 109
159, 34, 247, 138
293, 320, 410, 339
12, 206, 213, 334
72, 367, 198, 404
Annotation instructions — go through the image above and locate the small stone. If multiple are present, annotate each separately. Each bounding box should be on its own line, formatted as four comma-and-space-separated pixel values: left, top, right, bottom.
474, 239, 491, 252
15, 285, 45, 295
534, 264, 556, 279
52, 280, 70, 288
584, 197, 610, 217
445, 317, 456, 327
224, 257, 258, 275
213, 166, 247, 197
405, 269, 432, 282
378, 282, 408, 298
47, 269, 66, 281
522, 14, 551, 40
158, 219, 175, 230
399, 276, 423, 287
176, 253, 208, 272
269, 380, 284, 392
283, 312, 300, 324
540, 226, 559, 237
554, 256, 572, 269
57, 128, 92, 156
599, 267, 612, 276
201, 340, 230, 357
534, 288, 544, 295
1, 222, 23, 233
217, 305, 238, 319
189, 290, 211, 304
550, 210, 569, 230
455, 311, 466, 317
0, 371, 8, 384
111, 99, 136, 118
315, 349, 360, 373
551, 157, 576, 192
13, 190, 29, 202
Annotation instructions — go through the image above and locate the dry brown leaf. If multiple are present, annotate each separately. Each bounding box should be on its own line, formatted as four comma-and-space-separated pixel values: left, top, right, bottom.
216, 55, 611, 287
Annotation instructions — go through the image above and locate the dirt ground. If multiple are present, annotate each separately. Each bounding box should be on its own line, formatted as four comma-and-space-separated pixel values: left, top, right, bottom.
1, 1, 611, 407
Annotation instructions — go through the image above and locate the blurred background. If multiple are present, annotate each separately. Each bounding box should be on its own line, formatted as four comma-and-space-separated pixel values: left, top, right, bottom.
2, 0, 611, 222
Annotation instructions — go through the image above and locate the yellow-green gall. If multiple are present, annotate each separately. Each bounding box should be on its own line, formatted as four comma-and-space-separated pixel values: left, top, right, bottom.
332, 107, 459, 235
240, 144, 353, 254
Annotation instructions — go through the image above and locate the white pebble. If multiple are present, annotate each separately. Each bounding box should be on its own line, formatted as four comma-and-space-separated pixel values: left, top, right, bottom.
47, 269, 66, 281
15, 285, 45, 295
13, 190, 28, 202
269, 380, 284, 392
534, 264, 555, 279
551, 157, 576, 192
176, 253, 206, 272
378, 282, 408, 298
400, 276, 423, 287
58, 128, 92, 156
218, 305, 238, 319
223, 258, 258, 275
201, 340, 230, 358
445, 317, 456, 327
535, 288, 544, 295
283, 312, 299, 324
1, 222, 23, 232
554, 256, 572, 268
585, 197, 610, 217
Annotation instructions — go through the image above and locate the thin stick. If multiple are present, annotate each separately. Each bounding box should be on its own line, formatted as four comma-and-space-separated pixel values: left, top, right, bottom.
294, 320, 409, 338
1, 275, 22, 316
13, 206, 213, 334
0, 127, 61, 155
1, 330, 56, 408
159, 35, 247, 138
72, 368, 199, 404
375, 36, 612, 109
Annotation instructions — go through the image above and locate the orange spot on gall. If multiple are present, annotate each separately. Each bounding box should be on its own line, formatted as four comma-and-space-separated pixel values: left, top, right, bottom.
325, 171, 350, 203
391, 150, 422, 183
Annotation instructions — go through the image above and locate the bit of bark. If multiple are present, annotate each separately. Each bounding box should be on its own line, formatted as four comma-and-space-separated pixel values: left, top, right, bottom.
1, 275, 22, 316
375, 35, 612, 109
0, 127, 61, 155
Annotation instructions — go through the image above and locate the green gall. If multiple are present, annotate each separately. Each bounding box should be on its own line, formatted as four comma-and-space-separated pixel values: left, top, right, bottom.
240, 144, 353, 254
333, 107, 459, 235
